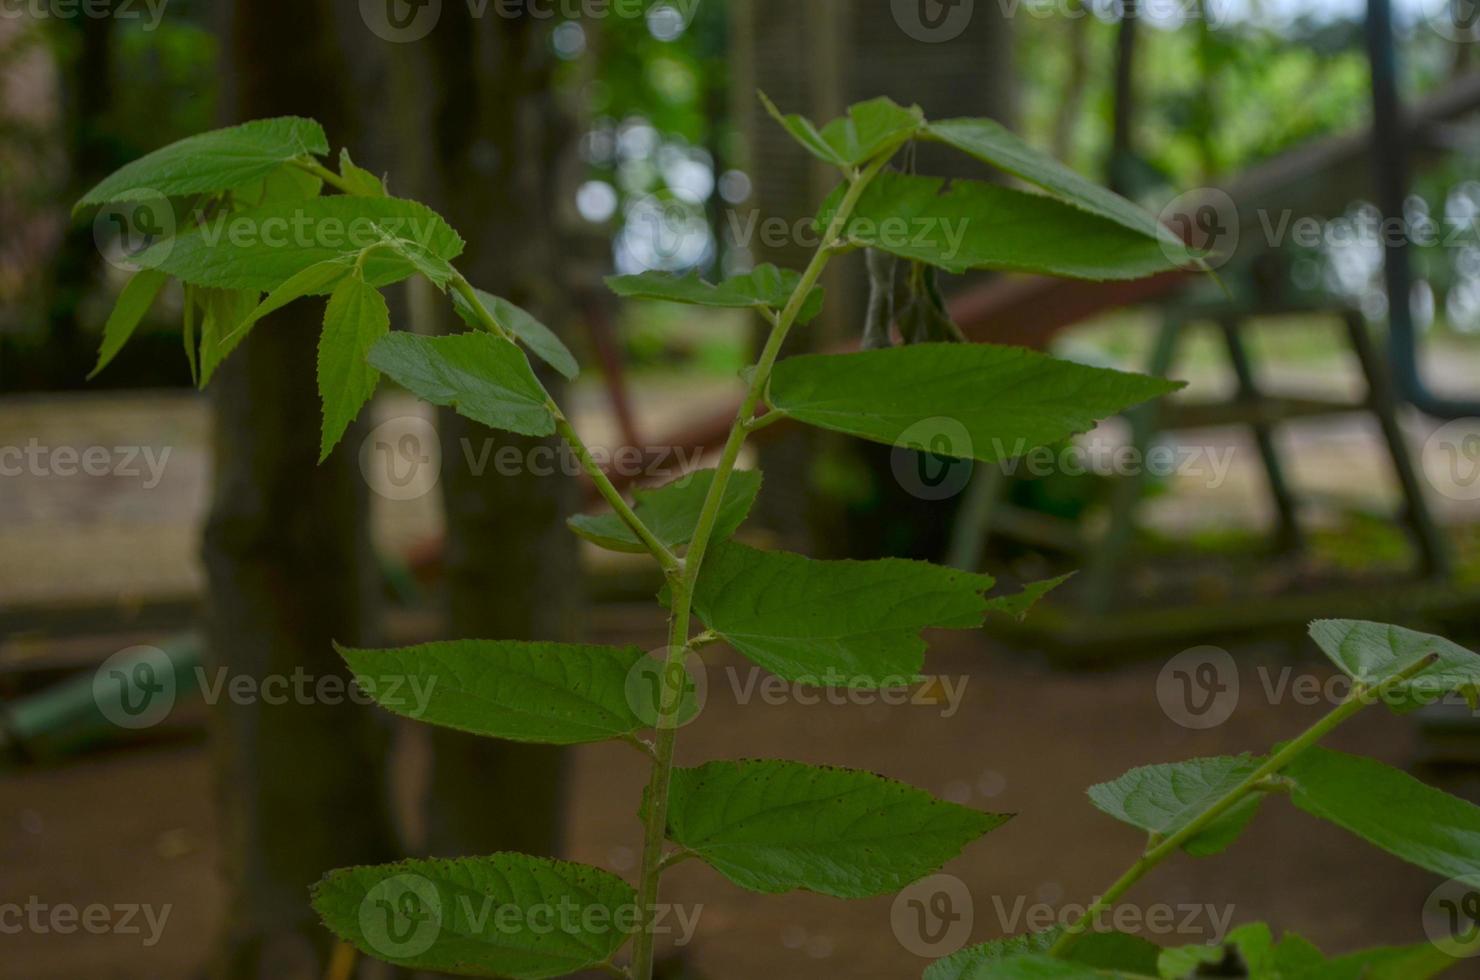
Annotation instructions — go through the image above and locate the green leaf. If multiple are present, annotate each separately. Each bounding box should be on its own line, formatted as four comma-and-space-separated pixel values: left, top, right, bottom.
660, 759, 1008, 898
940, 954, 1152, 979
336, 639, 651, 745
1271, 932, 1330, 975
688, 540, 995, 687
338, 148, 387, 197
825, 171, 1192, 280
605, 264, 824, 325
367, 331, 554, 437
1272, 935, 1332, 977
453, 287, 580, 380
233, 257, 354, 339
1308, 619, 1480, 711
926, 934, 1059, 980
317, 277, 389, 460
927, 931, 1161, 980
1071, 932, 1165, 975
140, 195, 464, 293
768, 344, 1181, 462
1285, 746, 1480, 887
924, 118, 1187, 251
1158, 922, 1276, 978
312, 853, 636, 979
984, 574, 1073, 620
76, 117, 328, 213
760, 93, 923, 168
197, 287, 262, 386
182, 284, 198, 385
1087, 755, 1267, 857
568, 468, 761, 554
384, 237, 459, 290
1160, 926, 1461, 980
1307, 942, 1462, 980
88, 268, 169, 379
232, 163, 323, 208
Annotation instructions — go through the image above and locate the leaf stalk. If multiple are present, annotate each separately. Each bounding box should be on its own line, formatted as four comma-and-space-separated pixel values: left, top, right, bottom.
1047, 652, 1440, 958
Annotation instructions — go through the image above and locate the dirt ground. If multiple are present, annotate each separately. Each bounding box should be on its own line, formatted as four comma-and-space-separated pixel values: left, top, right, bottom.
2, 622, 1468, 979
5, 338, 1480, 978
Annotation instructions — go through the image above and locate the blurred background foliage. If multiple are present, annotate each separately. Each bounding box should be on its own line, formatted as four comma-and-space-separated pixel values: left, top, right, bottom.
3, 0, 1479, 386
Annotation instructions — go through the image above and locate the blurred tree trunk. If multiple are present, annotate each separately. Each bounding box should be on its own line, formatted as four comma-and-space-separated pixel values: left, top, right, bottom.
1108, 0, 1140, 194
43, 1, 116, 381
395, 7, 579, 858
203, 2, 399, 978
1051, 5, 1091, 164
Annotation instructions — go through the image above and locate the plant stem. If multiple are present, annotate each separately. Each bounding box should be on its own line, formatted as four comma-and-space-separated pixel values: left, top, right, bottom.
1047, 652, 1440, 958
553, 413, 680, 576
296, 157, 355, 195
627, 152, 894, 980
302, 158, 683, 576
448, 274, 681, 576
629, 583, 692, 979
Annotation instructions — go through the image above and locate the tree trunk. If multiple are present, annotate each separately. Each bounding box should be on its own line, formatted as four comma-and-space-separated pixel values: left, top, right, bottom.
204, 3, 399, 977
43, 1, 116, 384
395, 6, 579, 860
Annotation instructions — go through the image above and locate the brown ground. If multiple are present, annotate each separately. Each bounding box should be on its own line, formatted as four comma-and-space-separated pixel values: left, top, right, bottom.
2, 621, 1465, 979
5, 340, 1480, 978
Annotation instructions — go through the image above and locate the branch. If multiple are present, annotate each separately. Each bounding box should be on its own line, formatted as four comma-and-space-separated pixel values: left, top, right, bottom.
448, 274, 680, 576
627, 148, 899, 980
1047, 652, 1441, 957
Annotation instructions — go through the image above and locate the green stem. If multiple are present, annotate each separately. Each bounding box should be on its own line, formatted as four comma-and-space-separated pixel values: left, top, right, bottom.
554, 413, 680, 576
678, 154, 889, 595
1048, 652, 1440, 958
627, 153, 893, 980
656, 848, 696, 873
629, 585, 691, 979
448, 274, 680, 576
306, 154, 680, 577
296, 157, 355, 195
450, 275, 514, 341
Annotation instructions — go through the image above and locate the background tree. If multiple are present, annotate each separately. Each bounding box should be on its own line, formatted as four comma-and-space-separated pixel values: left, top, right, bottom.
387, 5, 580, 859
203, 2, 398, 977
